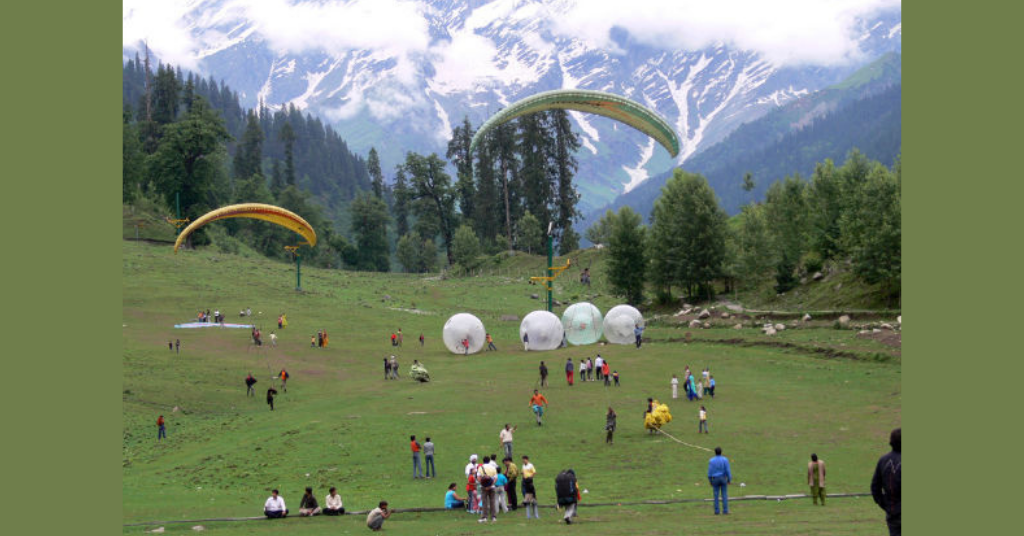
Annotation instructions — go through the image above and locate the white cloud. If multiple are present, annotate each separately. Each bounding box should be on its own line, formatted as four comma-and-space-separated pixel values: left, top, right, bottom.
122, 0, 202, 69
550, 0, 901, 66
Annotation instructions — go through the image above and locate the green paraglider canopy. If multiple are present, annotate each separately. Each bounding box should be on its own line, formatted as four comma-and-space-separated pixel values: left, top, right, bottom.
470, 89, 680, 158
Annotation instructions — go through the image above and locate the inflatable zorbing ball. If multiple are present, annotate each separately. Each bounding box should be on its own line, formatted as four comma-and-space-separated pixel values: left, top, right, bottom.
603, 304, 644, 345
519, 310, 565, 351
442, 313, 486, 354
561, 302, 604, 346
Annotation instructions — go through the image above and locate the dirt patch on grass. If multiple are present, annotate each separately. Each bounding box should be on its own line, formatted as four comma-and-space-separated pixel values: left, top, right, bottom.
856, 330, 901, 348
667, 337, 898, 362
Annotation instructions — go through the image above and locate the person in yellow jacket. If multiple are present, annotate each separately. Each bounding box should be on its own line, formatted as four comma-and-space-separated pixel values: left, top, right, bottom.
808, 453, 826, 505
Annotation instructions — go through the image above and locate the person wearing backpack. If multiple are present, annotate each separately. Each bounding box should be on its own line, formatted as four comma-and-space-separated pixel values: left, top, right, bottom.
871, 428, 901, 535
555, 469, 580, 524
477, 456, 498, 523
279, 369, 289, 392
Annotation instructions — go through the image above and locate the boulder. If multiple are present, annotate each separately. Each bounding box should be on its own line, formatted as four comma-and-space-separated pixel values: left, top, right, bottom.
859, 330, 870, 335
172, 406, 180, 413
812, 271, 824, 281
530, 294, 539, 300
500, 314, 519, 322
872, 328, 882, 334
733, 324, 743, 330
147, 529, 165, 534
838, 315, 851, 326
720, 312, 730, 319
698, 309, 711, 319
764, 327, 777, 336
689, 320, 702, 329
702, 322, 711, 329
774, 323, 786, 331
802, 314, 812, 322
881, 323, 894, 331
192, 527, 206, 532
897, 315, 902, 325
682, 303, 693, 309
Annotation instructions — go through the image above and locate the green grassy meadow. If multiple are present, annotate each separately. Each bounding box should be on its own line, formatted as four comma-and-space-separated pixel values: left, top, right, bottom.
122, 240, 900, 534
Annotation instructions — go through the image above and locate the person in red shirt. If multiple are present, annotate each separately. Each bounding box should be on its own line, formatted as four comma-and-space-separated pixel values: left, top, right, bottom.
411, 435, 424, 479
462, 338, 470, 355
157, 415, 166, 440
391, 333, 397, 346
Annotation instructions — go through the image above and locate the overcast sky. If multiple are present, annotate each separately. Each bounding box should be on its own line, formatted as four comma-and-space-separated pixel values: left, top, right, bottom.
124, 0, 900, 73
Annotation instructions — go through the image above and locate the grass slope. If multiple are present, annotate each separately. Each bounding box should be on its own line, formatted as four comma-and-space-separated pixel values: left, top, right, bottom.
123, 241, 900, 535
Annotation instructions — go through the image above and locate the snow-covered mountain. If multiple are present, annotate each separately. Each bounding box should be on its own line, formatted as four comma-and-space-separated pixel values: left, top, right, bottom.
123, 0, 901, 214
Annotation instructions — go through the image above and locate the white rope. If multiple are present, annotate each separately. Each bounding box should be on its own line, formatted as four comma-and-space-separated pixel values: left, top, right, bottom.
655, 428, 713, 452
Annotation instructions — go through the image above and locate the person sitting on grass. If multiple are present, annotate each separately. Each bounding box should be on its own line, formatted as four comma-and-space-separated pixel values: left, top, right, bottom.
264, 489, 288, 518
366, 500, 391, 531
445, 482, 467, 510
299, 486, 322, 516
324, 486, 344, 515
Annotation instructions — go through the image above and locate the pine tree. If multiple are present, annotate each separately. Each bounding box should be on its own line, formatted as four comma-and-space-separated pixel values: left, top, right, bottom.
122, 110, 144, 203
839, 160, 901, 299
367, 147, 384, 198
270, 159, 284, 197
649, 170, 729, 300
447, 118, 476, 225
233, 110, 264, 179
517, 211, 544, 254
393, 165, 410, 238
585, 210, 614, 246
350, 192, 391, 272
151, 64, 181, 126
764, 175, 810, 293
516, 113, 552, 229
279, 121, 297, 186
472, 136, 502, 251
451, 224, 482, 271
404, 152, 457, 266
488, 121, 519, 251
607, 206, 648, 305
551, 110, 581, 254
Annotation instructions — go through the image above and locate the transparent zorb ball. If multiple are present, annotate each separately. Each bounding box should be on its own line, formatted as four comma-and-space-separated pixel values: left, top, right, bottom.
519, 310, 565, 351
561, 302, 604, 346
603, 304, 644, 344
442, 313, 486, 354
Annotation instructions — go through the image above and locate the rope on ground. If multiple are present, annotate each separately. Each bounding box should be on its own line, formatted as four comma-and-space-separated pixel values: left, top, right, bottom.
123, 493, 872, 526
655, 427, 714, 452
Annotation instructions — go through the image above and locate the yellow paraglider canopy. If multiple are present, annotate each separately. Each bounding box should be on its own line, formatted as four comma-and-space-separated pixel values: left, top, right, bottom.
173, 203, 317, 253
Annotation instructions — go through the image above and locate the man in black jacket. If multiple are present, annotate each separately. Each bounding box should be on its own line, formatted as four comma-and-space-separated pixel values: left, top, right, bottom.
871, 428, 901, 536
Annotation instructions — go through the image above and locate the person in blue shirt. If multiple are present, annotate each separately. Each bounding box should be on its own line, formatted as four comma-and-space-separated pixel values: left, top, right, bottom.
634, 324, 644, 348
445, 482, 467, 510
495, 470, 510, 512
708, 375, 716, 398
707, 446, 732, 515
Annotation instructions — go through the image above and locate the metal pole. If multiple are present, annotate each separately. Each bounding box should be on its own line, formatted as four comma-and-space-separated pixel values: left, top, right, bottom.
175, 192, 181, 235
547, 234, 554, 312
296, 253, 302, 291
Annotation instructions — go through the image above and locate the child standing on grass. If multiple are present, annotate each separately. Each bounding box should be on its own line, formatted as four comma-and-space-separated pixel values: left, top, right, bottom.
157, 415, 166, 440
613, 370, 620, 386
699, 406, 709, 434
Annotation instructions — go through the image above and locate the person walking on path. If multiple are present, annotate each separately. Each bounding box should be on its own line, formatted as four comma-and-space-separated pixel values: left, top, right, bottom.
808, 453, 826, 505
500, 424, 517, 460
871, 428, 901, 536
266, 386, 278, 411
699, 406, 709, 434
175, 339, 180, 354
486, 333, 498, 351
539, 361, 549, 387
707, 447, 732, 515
529, 390, 549, 426
634, 323, 644, 348
157, 415, 166, 440
246, 372, 257, 397
671, 374, 679, 399
605, 407, 617, 444
366, 500, 391, 531
503, 456, 519, 511
555, 469, 581, 524
565, 358, 574, 386
410, 435, 424, 479
264, 489, 288, 518
299, 486, 322, 516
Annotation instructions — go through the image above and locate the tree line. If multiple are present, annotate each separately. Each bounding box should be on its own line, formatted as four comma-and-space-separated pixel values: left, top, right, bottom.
592, 150, 901, 306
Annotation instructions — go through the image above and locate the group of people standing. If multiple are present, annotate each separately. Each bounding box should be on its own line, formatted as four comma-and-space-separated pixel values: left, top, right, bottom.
560, 356, 619, 387
311, 329, 329, 348
454, 453, 540, 522
383, 355, 400, 379
672, 367, 715, 401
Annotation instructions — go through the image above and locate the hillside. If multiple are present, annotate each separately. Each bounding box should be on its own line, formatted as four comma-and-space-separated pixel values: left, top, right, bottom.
122, 239, 899, 534
584, 53, 902, 229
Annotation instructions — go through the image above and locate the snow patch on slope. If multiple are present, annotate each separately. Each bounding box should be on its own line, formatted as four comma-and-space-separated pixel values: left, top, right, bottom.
622, 137, 655, 193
